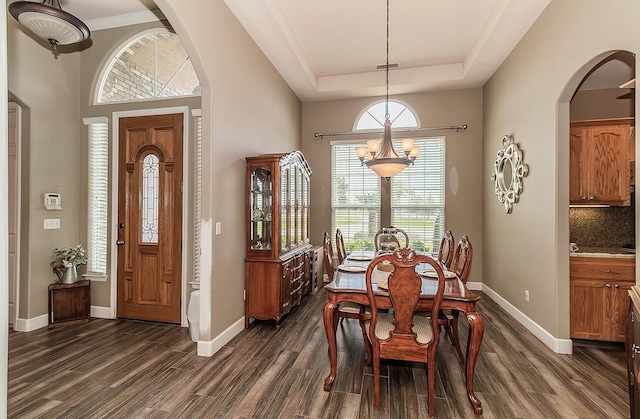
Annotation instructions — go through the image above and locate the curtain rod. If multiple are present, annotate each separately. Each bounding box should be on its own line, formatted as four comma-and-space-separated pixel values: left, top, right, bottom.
314, 124, 468, 138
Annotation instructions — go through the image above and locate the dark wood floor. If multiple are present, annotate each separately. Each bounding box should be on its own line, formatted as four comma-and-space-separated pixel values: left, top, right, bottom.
8, 290, 629, 418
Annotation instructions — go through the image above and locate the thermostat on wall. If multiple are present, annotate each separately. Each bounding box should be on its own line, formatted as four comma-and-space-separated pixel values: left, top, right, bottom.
44, 193, 62, 210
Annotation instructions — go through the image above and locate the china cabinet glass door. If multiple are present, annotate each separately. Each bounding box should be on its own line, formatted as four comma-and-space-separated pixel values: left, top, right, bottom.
250, 167, 272, 250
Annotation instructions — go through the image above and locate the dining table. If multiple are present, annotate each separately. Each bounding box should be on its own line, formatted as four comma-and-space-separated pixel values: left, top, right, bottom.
322, 251, 484, 415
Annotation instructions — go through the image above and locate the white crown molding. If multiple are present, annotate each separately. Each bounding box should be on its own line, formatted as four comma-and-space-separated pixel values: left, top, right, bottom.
86, 9, 165, 31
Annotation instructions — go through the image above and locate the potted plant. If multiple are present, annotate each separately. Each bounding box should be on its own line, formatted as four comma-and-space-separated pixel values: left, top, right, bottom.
51, 245, 88, 284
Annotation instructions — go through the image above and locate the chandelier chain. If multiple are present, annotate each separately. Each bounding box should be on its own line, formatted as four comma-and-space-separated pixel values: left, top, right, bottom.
385, 0, 390, 120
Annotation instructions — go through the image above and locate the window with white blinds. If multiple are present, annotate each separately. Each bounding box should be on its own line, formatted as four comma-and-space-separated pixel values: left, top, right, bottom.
391, 137, 445, 253
84, 118, 109, 275
331, 143, 381, 251
193, 111, 202, 283
331, 101, 446, 254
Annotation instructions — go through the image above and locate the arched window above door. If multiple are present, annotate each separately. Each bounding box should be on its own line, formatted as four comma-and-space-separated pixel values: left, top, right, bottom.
96, 29, 200, 104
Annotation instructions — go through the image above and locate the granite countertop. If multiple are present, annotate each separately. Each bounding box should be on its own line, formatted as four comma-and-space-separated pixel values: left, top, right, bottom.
570, 246, 636, 258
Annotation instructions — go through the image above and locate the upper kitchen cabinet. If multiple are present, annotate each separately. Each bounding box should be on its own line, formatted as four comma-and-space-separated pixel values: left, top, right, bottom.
570, 118, 634, 206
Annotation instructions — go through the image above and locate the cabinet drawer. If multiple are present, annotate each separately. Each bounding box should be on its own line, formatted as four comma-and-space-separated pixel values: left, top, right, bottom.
570, 257, 635, 280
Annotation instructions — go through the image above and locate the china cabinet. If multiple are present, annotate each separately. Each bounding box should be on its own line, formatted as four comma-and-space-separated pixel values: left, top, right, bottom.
245, 151, 312, 329
570, 118, 633, 206
570, 256, 634, 342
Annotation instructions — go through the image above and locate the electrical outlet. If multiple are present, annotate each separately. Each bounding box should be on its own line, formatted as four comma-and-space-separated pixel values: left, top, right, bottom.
215, 222, 221, 235
524, 290, 530, 302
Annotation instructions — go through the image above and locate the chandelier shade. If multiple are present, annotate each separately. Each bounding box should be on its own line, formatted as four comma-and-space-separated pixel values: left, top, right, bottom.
355, 0, 418, 179
9, 0, 91, 50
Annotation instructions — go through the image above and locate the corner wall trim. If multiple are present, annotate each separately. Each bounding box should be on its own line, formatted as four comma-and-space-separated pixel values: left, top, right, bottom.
482, 284, 573, 354
196, 317, 245, 357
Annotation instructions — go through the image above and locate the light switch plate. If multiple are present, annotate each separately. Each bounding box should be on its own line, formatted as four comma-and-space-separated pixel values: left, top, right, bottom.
44, 218, 60, 229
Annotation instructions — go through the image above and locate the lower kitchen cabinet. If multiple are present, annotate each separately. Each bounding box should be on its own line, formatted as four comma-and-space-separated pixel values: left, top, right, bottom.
625, 285, 640, 419
570, 256, 634, 342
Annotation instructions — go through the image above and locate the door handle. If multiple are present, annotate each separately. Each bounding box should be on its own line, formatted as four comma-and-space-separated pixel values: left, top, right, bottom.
119, 223, 125, 229
116, 240, 125, 246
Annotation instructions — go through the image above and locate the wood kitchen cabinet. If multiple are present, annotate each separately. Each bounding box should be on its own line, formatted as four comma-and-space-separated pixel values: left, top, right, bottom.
570, 118, 633, 206
245, 151, 312, 329
625, 285, 640, 419
570, 256, 635, 342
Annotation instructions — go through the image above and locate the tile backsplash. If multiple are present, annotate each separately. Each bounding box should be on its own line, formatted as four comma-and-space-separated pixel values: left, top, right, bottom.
569, 201, 635, 248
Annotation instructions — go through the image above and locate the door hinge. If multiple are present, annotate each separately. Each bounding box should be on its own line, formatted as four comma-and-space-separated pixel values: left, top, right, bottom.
181, 182, 184, 193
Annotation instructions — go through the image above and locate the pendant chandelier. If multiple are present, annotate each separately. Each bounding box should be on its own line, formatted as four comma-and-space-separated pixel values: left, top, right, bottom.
9, 0, 91, 50
355, 0, 418, 179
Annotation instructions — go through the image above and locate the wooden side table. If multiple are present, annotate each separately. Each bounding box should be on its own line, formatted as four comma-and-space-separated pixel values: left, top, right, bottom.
48, 280, 91, 328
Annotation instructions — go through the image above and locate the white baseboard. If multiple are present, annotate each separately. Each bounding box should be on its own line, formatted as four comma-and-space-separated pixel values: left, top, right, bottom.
13, 314, 48, 332
481, 284, 573, 354
91, 305, 114, 319
197, 317, 245, 357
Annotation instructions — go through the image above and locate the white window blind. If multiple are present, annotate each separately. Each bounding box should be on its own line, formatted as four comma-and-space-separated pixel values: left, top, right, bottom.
193, 112, 202, 283
391, 137, 445, 253
85, 119, 109, 275
331, 143, 381, 251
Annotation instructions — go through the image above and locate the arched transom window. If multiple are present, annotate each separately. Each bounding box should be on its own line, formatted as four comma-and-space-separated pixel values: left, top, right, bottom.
96, 29, 200, 104
355, 100, 419, 131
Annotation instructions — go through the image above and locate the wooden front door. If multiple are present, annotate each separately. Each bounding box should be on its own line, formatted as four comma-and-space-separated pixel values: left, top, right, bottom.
117, 113, 183, 323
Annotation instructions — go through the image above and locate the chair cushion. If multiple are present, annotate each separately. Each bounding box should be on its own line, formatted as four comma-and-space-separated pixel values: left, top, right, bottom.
338, 301, 362, 314
366, 313, 434, 344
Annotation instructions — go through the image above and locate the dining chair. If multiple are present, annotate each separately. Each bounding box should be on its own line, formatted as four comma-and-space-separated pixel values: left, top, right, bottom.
322, 232, 366, 325
437, 230, 455, 269
362, 247, 446, 416
374, 226, 409, 252
335, 229, 347, 265
440, 235, 473, 362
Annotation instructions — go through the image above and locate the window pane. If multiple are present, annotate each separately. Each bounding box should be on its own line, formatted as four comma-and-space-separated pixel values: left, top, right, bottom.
141, 154, 160, 243
98, 31, 200, 104
355, 101, 418, 130
391, 137, 445, 254
331, 144, 381, 251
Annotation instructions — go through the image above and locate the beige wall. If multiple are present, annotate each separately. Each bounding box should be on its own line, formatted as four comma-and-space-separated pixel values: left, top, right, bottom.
8, 0, 301, 340
483, 0, 639, 339
156, 0, 301, 340
8, 14, 82, 321
302, 89, 484, 283
571, 88, 634, 121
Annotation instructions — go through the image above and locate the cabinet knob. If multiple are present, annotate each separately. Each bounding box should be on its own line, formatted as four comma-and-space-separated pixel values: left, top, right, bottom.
615, 284, 620, 289
606, 283, 611, 288
589, 196, 595, 200
581, 196, 587, 201
116, 240, 125, 246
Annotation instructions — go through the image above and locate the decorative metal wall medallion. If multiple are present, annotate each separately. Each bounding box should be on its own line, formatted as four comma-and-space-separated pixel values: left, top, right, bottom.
490, 135, 529, 214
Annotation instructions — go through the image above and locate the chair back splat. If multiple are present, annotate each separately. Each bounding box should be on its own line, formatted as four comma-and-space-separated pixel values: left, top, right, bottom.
437, 230, 455, 269
336, 229, 347, 265
363, 247, 446, 416
374, 226, 409, 252
322, 232, 336, 282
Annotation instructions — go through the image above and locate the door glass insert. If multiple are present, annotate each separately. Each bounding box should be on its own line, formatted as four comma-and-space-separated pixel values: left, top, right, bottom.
141, 153, 160, 243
